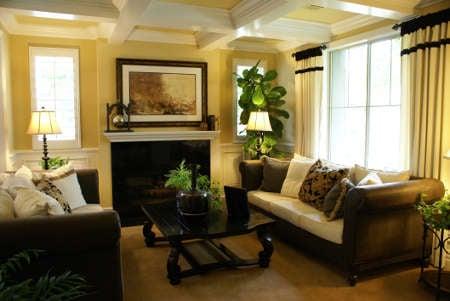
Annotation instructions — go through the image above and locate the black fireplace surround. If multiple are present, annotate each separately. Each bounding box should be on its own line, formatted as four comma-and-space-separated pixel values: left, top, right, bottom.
111, 140, 210, 226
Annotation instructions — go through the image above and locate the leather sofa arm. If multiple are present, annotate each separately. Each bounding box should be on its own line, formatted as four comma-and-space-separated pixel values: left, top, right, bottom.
0, 210, 121, 256
346, 179, 445, 213
239, 160, 263, 191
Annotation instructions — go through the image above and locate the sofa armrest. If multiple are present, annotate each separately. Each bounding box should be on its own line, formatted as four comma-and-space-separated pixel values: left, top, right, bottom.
239, 160, 263, 191
0, 210, 121, 256
346, 179, 444, 213
342, 179, 444, 265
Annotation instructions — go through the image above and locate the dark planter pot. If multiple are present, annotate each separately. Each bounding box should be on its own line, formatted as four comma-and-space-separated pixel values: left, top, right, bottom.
176, 190, 209, 218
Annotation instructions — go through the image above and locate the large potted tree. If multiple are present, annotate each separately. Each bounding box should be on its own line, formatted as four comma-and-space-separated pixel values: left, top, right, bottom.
235, 61, 290, 158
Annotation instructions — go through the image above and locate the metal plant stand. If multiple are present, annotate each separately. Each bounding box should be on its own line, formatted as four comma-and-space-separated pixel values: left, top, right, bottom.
419, 223, 450, 300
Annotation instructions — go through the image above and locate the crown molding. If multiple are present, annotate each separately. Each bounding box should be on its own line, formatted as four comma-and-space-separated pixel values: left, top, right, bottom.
331, 14, 383, 36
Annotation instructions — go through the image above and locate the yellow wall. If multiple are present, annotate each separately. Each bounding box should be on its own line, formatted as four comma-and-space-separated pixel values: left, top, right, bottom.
7, 35, 278, 206
10, 35, 99, 149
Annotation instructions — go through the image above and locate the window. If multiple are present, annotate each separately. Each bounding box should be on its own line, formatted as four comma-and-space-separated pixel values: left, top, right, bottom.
29, 47, 80, 149
327, 37, 402, 170
233, 59, 265, 142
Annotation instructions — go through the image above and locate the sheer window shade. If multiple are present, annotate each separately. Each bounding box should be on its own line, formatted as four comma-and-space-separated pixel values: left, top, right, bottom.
29, 47, 80, 149
327, 37, 404, 171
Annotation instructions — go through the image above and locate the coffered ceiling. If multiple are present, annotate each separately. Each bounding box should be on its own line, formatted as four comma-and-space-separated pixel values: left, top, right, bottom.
0, 0, 441, 52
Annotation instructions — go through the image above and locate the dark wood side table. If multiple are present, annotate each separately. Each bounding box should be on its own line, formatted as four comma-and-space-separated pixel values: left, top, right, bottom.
419, 223, 450, 300
141, 199, 276, 285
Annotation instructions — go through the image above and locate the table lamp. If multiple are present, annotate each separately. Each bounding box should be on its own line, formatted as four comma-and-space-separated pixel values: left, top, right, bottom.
246, 111, 272, 159
27, 108, 61, 170
445, 150, 450, 160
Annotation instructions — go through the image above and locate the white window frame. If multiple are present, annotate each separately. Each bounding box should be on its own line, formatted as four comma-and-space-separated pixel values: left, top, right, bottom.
232, 58, 267, 143
29, 46, 81, 150
325, 33, 403, 170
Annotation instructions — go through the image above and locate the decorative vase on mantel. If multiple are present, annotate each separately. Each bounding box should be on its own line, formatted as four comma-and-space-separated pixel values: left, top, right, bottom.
176, 164, 209, 219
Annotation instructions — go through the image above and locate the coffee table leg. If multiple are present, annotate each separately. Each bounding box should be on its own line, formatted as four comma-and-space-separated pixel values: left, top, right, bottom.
143, 221, 156, 247
257, 227, 273, 268
167, 241, 181, 285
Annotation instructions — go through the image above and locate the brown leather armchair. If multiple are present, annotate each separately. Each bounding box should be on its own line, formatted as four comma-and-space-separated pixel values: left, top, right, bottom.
240, 160, 445, 285
0, 170, 123, 301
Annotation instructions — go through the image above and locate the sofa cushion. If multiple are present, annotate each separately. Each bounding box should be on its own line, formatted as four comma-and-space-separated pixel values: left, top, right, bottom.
72, 204, 104, 214
14, 188, 65, 218
260, 156, 290, 193
45, 163, 87, 209
280, 157, 315, 198
0, 188, 14, 220
248, 190, 343, 244
299, 160, 349, 210
352, 164, 409, 184
36, 179, 72, 213
323, 178, 355, 221
358, 172, 383, 186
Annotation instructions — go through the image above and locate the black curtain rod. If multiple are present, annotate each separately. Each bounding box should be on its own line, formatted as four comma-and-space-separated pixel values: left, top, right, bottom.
291, 44, 327, 59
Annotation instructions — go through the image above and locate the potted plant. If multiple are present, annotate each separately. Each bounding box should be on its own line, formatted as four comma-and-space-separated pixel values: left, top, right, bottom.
40, 157, 69, 170
0, 249, 89, 300
165, 160, 221, 218
235, 61, 290, 159
416, 192, 450, 229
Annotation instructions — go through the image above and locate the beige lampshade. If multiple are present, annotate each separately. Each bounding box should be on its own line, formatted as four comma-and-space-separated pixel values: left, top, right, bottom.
445, 150, 450, 159
27, 109, 61, 135
246, 111, 272, 132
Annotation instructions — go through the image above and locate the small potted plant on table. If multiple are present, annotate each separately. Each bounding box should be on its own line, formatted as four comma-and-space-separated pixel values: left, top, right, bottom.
165, 160, 221, 219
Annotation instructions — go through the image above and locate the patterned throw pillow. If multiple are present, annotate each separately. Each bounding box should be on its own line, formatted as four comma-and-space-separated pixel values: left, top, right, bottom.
36, 179, 71, 213
298, 160, 349, 210
323, 178, 355, 221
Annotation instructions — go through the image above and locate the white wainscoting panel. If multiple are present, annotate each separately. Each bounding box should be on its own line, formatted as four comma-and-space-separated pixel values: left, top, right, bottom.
220, 143, 244, 187
10, 148, 99, 170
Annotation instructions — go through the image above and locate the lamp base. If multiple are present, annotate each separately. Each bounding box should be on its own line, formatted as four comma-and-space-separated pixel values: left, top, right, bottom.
42, 134, 49, 170
255, 131, 265, 159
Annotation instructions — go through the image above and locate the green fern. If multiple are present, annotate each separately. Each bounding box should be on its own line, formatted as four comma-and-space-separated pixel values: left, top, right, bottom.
0, 250, 89, 301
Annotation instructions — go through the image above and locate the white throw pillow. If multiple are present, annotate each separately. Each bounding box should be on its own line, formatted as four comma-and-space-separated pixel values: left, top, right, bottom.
0, 188, 14, 220
357, 172, 383, 186
14, 188, 65, 218
45, 163, 87, 210
353, 164, 409, 184
15, 165, 33, 181
1, 175, 35, 198
281, 157, 315, 198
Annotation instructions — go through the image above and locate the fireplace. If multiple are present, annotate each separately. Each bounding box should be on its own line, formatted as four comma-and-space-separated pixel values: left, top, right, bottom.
111, 140, 210, 226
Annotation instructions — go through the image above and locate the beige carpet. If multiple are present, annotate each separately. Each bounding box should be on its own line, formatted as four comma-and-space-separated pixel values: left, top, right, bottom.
121, 226, 434, 301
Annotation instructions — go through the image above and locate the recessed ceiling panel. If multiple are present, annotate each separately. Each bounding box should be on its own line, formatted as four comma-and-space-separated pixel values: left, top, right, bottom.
286, 7, 356, 24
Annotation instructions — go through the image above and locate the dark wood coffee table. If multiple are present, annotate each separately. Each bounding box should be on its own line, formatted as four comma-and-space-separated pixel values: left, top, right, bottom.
141, 199, 275, 285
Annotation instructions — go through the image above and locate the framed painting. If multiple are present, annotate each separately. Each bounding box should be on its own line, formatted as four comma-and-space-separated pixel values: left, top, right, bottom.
116, 58, 207, 127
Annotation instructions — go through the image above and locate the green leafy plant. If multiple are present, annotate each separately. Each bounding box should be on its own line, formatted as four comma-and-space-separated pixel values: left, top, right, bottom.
0, 249, 89, 301
165, 160, 222, 209
40, 157, 69, 170
416, 192, 450, 229
235, 61, 290, 158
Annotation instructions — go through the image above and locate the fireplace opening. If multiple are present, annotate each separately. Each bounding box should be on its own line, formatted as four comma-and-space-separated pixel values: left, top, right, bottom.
111, 140, 210, 226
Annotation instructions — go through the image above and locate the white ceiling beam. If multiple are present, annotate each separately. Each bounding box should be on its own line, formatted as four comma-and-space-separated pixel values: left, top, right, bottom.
197, 0, 308, 50
109, 0, 154, 44
128, 28, 196, 45
258, 18, 331, 43
0, 0, 119, 21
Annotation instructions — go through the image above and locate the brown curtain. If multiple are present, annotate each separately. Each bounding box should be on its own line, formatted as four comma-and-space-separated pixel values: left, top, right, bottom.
293, 47, 324, 158
401, 8, 450, 178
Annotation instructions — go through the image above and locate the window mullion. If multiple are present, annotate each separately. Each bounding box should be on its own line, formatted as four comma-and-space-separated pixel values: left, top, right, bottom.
364, 42, 371, 168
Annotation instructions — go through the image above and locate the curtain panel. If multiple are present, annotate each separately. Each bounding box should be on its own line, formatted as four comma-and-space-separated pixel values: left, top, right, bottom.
293, 46, 324, 158
400, 8, 450, 179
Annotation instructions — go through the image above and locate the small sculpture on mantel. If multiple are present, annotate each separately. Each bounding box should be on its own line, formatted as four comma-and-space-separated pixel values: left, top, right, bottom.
105, 101, 133, 132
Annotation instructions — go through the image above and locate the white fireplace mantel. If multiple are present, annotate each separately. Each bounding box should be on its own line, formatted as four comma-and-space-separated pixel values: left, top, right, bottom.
103, 130, 220, 143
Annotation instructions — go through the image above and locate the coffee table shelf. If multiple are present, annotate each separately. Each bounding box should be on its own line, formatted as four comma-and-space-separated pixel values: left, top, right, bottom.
141, 199, 275, 285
